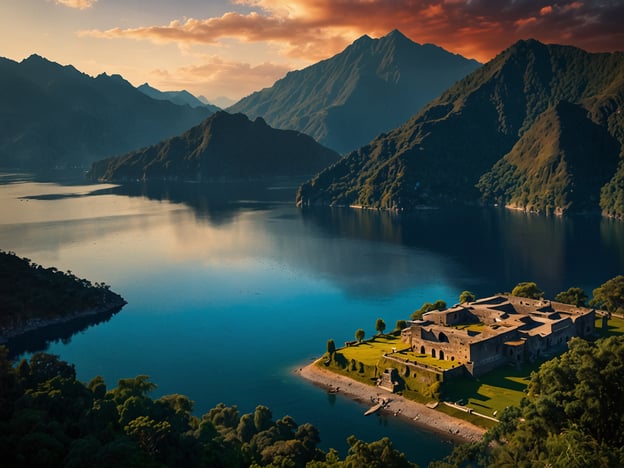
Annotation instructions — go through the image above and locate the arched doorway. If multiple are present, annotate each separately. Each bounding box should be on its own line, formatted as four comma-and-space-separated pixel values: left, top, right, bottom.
439, 350, 445, 360
431, 349, 436, 358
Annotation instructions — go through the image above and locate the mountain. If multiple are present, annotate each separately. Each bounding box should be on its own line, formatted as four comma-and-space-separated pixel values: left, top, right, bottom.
296, 39, 624, 217
228, 30, 480, 154
0, 55, 213, 170
86, 111, 340, 181
137, 83, 220, 112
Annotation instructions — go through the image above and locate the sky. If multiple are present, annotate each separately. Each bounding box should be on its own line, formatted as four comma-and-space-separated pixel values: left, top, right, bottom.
1, 0, 623, 103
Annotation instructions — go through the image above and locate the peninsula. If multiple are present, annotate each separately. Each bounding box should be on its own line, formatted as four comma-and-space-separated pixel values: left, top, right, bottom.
299, 287, 607, 444
0, 250, 126, 343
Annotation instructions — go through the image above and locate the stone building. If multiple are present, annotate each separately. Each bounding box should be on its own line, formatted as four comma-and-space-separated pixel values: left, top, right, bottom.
401, 295, 597, 376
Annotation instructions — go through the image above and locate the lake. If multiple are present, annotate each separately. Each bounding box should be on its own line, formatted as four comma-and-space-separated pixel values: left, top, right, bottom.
2, 172, 623, 465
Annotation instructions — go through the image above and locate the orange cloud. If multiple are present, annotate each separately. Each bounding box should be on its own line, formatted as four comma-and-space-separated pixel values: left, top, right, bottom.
81, 0, 624, 64
515, 17, 538, 28
55, 0, 97, 9
148, 57, 291, 101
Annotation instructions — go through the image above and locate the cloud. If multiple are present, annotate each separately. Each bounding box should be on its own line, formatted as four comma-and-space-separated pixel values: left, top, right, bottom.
55, 0, 97, 9
81, 0, 624, 63
148, 57, 291, 101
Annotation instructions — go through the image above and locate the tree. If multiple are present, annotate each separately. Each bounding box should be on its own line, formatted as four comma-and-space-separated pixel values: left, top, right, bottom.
411, 300, 447, 320
355, 329, 365, 343
459, 290, 476, 303
395, 320, 407, 332
344, 435, 416, 468
375, 318, 386, 335
555, 287, 588, 307
590, 275, 624, 314
326, 339, 336, 356
511, 281, 543, 299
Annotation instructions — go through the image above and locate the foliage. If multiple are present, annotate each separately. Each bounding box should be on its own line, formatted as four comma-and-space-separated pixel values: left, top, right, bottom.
326, 339, 336, 356
355, 329, 365, 343
458, 291, 476, 304
394, 320, 407, 333
590, 275, 624, 314
440, 335, 624, 466
410, 300, 447, 320
0, 349, 420, 467
555, 287, 588, 307
477, 101, 620, 215
375, 318, 386, 335
600, 160, 624, 219
0, 250, 125, 334
511, 281, 543, 299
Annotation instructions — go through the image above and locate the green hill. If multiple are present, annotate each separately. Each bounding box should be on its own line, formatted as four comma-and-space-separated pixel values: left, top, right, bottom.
296, 40, 624, 217
228, 30, 480, 154
87, 111, 340, 181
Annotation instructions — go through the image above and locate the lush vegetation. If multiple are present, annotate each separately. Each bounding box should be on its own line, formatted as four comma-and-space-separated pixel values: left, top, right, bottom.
0, 348, 416, 467
87, 112, 339, 182
477, 101, 620, 215
433, 335, 624, 467
296, 40, 624, 217
0, 251, 125, 335
590, 275, 624, 314
410, 300, 446, 320
510, 281, 543, 299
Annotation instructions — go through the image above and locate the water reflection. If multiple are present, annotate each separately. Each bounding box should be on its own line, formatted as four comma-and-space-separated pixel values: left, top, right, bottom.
5, 306, 124, 358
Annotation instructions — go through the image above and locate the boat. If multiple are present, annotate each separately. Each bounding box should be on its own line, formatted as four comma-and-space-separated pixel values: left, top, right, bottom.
364, 397, 388, 416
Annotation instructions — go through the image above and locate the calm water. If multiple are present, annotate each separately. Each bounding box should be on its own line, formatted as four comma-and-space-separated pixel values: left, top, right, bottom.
2, 172, 623, 465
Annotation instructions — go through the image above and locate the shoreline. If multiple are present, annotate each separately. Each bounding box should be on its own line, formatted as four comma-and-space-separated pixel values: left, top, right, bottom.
296, 360, 486, 444
0, 299, 126, 344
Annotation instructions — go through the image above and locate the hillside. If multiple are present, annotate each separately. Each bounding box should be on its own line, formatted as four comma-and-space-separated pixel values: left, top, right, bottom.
87, 111, 340, 181
477, 101, 620, 214
228, 30, 480, 154
296, 40, 624, 217
0, 55, 213, 170
137, 82, 220, 112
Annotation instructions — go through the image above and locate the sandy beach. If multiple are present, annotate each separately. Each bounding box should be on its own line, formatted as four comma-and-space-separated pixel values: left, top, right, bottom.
296, 361, 486, 444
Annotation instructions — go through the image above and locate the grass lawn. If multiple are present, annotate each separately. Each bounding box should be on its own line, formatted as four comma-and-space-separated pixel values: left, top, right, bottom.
338, 335, 403, 366
442, 361, 539, 416
596, 315, 624, 336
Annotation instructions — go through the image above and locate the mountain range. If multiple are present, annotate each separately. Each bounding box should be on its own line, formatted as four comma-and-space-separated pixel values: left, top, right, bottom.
296, 39, 624, 218
0, 55, 213, 170
137, 83, 220, 112
229, 30, 480, 154
86, 111, 339, 181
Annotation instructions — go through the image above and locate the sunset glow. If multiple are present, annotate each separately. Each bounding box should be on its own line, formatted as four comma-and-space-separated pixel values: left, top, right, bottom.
2, 0, 622, 101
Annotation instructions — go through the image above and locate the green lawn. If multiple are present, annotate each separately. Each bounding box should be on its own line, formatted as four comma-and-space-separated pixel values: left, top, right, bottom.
338, 335, 403, 366
596, 315, 624, 336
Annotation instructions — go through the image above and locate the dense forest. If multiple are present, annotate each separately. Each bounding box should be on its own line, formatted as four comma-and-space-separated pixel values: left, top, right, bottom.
0, 251, 125, 337
0, 348, 415, 467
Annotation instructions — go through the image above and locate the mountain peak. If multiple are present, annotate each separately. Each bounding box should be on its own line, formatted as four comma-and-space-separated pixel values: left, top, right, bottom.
229, 32, 480, 154
384, 29, 409, 41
